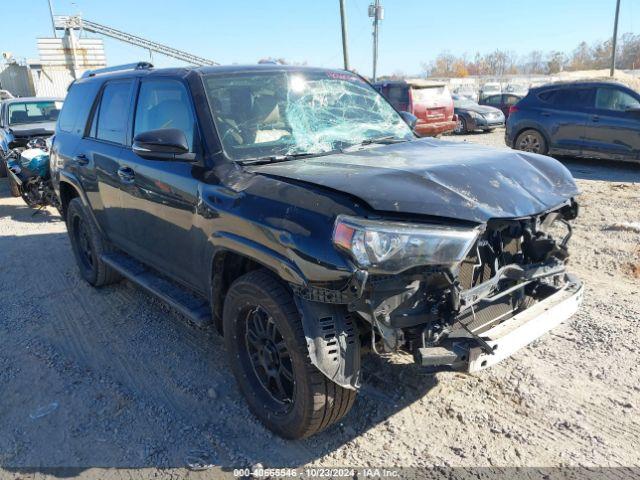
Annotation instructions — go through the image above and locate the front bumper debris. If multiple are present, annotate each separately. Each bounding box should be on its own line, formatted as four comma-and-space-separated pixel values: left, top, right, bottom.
416, 274, 583, 371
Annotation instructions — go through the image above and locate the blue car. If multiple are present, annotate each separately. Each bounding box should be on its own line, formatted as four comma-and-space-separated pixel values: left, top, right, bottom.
506, 80, 640, 162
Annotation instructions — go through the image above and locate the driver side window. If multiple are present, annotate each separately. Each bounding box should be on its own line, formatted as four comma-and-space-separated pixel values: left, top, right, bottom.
595, 88, 640, 112
133, 80, 196, 151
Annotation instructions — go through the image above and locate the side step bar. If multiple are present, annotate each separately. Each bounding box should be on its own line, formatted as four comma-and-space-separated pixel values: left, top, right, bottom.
101, 252, 212, 327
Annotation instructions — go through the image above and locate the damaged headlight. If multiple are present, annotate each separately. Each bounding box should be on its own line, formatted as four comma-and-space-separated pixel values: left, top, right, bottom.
333, 215, 481, 273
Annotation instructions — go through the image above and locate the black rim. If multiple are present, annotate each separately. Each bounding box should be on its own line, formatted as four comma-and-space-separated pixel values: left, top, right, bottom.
73, 216, 94, 271
243, 306, 295, 407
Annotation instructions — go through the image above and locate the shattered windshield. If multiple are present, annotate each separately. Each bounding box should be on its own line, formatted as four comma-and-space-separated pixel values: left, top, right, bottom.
203, 70, 413, 161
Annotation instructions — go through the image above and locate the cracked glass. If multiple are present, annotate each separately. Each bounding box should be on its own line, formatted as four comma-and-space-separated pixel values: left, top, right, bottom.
204, 70, 413, 161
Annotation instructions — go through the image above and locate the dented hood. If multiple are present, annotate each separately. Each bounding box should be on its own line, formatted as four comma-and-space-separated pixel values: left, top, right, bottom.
250, 138, 579, 223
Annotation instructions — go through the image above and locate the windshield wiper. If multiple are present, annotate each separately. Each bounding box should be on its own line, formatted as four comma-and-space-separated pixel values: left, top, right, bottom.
238, 149, 342, 166
346, 135, 410, 149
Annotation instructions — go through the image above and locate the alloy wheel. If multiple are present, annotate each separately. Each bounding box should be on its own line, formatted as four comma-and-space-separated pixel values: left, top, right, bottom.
244, 306, 295, 406
74, 217, 94, 271
518, 133, 541, 153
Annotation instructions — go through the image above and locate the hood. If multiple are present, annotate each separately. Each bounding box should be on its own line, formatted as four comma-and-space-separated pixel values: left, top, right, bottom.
456, 104, 503, 116
250, 139, 579, 224
9, 122, 56, 138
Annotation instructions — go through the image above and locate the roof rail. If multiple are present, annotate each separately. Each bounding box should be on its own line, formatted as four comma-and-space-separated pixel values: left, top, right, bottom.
81, 62, 153, 78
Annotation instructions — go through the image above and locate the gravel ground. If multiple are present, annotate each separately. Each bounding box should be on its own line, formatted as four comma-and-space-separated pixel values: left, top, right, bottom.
1, 128, 639, 477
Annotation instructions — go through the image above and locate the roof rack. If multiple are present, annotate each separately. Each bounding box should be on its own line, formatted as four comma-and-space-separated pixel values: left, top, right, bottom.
81, 62, 153, 78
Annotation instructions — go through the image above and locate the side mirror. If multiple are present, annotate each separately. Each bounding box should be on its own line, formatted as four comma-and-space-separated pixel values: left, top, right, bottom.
399, 111, 418, 130
132, 128, 192, 160
625, 105, 640, 115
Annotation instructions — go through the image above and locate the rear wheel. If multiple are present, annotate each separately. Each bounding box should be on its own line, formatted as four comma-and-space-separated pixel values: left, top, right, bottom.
223, 269, 357, 439
515, 129, 548, 155
66, 198, 121, 287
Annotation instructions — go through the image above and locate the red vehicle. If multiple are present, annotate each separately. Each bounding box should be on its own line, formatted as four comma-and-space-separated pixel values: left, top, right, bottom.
374, 79, 457, 136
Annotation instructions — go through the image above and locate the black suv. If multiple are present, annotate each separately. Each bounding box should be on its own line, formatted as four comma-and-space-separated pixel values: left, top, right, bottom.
52, 62, 583, 438
506, 80, 640, 161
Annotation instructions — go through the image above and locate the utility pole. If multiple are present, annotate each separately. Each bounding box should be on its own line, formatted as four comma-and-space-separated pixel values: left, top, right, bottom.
610, 0, 621, 77
47, 0, 57, 38
339, 0, 350, 70
369, 0, 384, 82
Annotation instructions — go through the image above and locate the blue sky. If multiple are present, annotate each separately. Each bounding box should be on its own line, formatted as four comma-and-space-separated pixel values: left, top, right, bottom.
1, 0, 637, 76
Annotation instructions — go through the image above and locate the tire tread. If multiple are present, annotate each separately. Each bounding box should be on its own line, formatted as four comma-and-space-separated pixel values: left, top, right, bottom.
224, 269, 357, 438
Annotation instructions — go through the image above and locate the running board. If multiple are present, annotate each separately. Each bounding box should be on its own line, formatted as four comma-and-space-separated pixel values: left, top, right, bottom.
101, 252, 212, 327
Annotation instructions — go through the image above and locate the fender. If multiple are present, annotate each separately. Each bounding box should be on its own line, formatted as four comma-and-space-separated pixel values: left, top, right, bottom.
209, 231, 306, 286
294, 297, 361, 390
58, 171, 104, 235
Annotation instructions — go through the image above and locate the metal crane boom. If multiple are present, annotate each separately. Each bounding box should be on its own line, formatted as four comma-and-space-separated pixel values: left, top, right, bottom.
54, 15, 218, 66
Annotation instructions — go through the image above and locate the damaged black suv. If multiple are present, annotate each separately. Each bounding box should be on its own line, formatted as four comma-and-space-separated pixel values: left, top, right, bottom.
52, 63, 583, 439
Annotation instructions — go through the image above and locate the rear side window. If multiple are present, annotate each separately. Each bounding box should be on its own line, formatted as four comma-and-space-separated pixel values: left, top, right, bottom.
387, 86, 409, 104
538, 88, 594, 109
484, 95, 502, 106
133, 79, 195, 150
595, 87, 640, 111
91, 81, 133, 144
58, 81, 100, 134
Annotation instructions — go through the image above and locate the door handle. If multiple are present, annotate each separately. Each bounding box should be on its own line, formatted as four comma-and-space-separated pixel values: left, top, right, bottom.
117, 166, 135, 183
541, 112, 551, 117
591, 115, 600, 122
73, 154, 89, 165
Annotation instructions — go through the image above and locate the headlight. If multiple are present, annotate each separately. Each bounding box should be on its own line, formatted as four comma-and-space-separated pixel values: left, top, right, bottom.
333, 215, 481, 273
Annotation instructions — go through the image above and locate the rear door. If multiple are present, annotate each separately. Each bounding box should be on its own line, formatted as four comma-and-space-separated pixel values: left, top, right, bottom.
117, 77, 204, 290
582, 86, 640, 161
73, 79, 135, 249
536, 87, 594, 155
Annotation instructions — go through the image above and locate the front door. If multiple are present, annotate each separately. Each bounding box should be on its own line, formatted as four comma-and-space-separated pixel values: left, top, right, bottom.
117, 78, 205, 291
582, 86, 640, 161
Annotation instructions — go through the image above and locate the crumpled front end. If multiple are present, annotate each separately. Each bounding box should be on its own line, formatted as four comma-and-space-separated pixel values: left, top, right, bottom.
344, 200, 582, 372
294, 198, 583, 387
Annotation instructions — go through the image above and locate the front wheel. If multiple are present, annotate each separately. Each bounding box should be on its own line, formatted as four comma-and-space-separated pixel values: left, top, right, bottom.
8, 174, 20, 197
223, 269, 357, 439
454, 116, 467, 134
515, 129, 548, 155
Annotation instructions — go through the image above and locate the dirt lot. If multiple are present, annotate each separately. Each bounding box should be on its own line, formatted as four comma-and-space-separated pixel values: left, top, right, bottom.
1, 129, 639, 476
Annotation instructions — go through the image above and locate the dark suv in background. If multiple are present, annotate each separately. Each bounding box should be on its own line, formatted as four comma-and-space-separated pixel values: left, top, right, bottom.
51, 62, 583, 438
507, 80, 640, 161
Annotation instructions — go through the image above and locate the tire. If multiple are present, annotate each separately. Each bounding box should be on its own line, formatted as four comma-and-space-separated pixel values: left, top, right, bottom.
66, 197, 121, 287
454, 116, 467, 135
8, 173, 20, 197
223, 269, 357, 439
515, 129, 548, 155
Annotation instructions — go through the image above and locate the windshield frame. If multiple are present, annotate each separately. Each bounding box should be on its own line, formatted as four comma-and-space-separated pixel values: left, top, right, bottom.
201, 68, 416, 164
